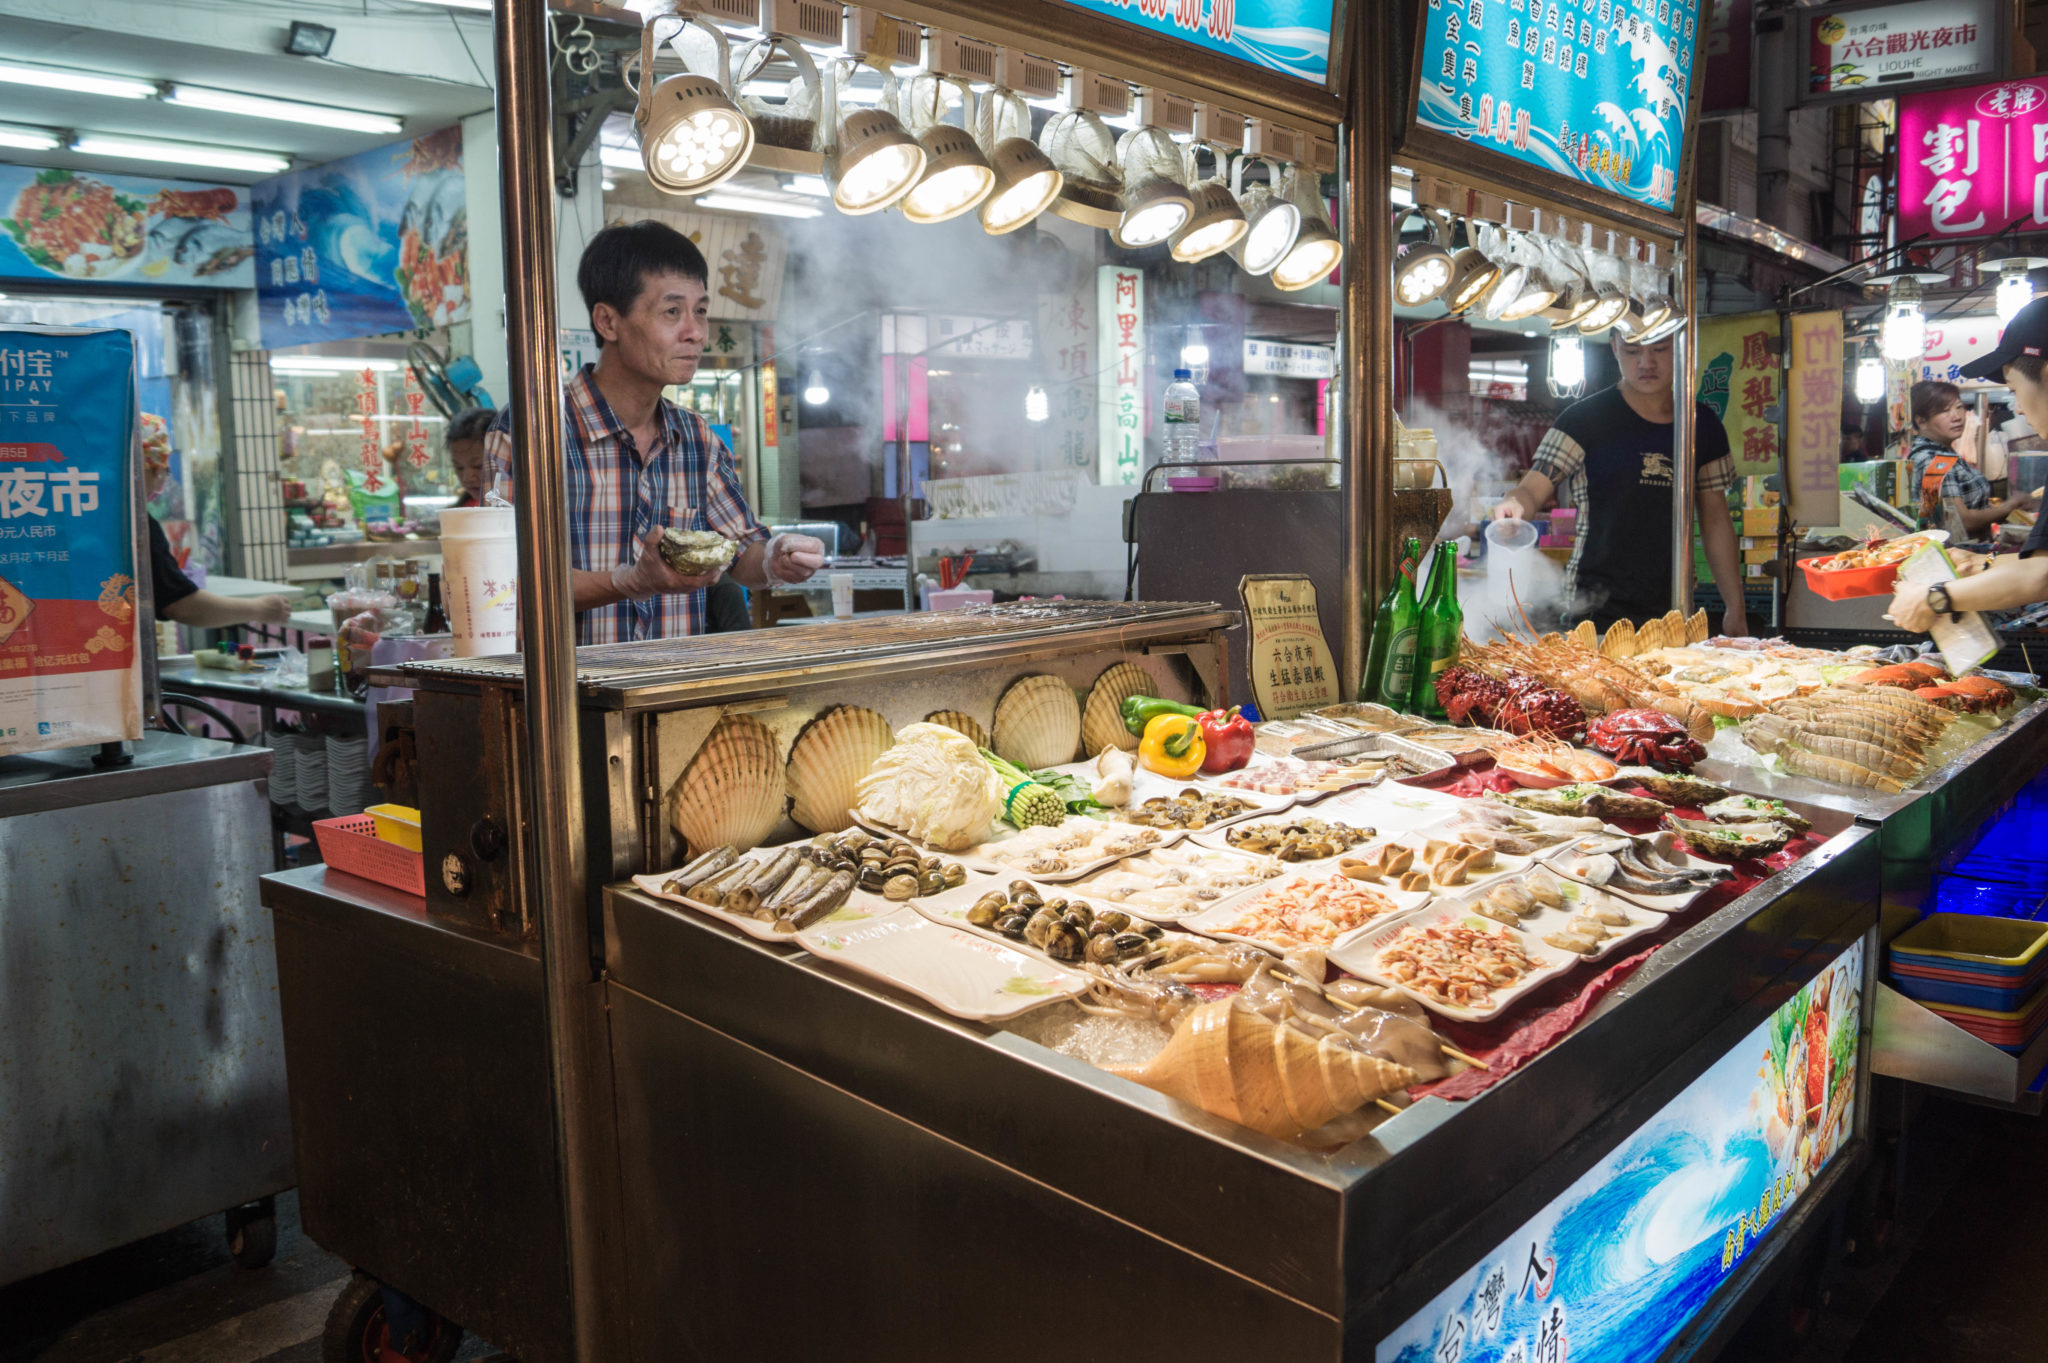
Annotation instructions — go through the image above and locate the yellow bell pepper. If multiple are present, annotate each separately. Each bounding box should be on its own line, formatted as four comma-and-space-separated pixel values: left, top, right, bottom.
1139, 713, 1206, 779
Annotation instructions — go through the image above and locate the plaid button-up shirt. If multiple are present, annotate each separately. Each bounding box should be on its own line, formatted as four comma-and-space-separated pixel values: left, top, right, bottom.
486, 364, 765, 644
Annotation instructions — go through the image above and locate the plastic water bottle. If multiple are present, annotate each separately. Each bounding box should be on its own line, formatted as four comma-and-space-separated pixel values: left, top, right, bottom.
1161, 368, 1201, 466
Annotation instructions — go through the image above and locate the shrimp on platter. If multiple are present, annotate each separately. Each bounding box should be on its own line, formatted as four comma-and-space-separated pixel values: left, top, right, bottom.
1484, 736, 1619, 783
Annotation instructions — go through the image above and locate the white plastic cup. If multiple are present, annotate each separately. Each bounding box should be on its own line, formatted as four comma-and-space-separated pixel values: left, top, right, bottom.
439, 507, 520, 657
1485, 515, 1539, 586
829, 572, 855, 618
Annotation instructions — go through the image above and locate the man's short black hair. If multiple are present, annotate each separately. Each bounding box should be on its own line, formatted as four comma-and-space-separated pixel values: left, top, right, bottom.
578, 220, 708, 346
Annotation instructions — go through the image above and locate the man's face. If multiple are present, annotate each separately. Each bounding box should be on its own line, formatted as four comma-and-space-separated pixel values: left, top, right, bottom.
448, 437, 487, 500
595, 269, 710, 388
1612, 332, 1674, 395
2007, 365, 2048, 436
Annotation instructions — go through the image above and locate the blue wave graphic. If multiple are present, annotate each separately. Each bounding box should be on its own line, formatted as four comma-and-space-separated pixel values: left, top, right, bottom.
1060, 0, 1332, 84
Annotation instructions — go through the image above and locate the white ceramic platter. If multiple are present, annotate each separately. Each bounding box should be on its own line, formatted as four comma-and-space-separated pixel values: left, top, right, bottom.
1328, 903, 1580, 1023
1346, 816, 1546, 892
1189, 812, 1382, 864
1431, 868, 1664, 964
632, 844, 990, 943
796, 910, 1088, 1022
1314, 782, 1470, 838
856, 812, 1184, 883
1537, 831, 1734, 912
1177, 872, 1432, 955
1106, 765, 1298, 833
1031, 842, 1293, 924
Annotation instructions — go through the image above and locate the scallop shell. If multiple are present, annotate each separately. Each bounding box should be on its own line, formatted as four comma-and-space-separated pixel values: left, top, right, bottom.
1599, 618, 1637, 659
671, 714, 784, 856
1081, 661, 1151, 755
1635, 617, 1668, 653
992, 674, 1082, 770
786, 705, 896, 833
1661, 609, 1686, 643
924, 709, 990, 751
1686, 608, 1710, 644
1568, 619, 1597, 652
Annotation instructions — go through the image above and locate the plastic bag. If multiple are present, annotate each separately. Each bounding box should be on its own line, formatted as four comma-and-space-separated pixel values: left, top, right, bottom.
734, 36, 822, 151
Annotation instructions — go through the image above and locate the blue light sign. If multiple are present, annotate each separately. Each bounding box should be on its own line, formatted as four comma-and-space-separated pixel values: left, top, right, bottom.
1057, 0, 1337, 87
1415, 0, 1701, 213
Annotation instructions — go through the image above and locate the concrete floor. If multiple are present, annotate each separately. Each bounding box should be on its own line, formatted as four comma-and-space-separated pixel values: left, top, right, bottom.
1, 1094, 2041, 1363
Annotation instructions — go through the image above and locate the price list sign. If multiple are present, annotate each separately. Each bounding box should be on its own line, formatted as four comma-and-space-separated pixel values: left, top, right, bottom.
1414, 0, 1701, 213
0, 326, 141, 756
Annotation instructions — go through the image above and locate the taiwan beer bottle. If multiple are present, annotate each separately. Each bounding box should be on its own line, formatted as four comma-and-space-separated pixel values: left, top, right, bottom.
1360, 536, 1423, 703
1410, 541, 1464, 718
1374, 550, 1424, 712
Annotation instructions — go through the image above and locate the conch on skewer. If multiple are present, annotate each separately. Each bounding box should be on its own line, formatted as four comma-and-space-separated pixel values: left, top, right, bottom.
1108, 996, 1419, 1139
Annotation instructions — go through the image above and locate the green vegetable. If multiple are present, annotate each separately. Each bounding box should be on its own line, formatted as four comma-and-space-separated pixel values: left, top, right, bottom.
1028, 767, 1110, 818
1120, 695, 1206, 737
978, 749, 1067, 828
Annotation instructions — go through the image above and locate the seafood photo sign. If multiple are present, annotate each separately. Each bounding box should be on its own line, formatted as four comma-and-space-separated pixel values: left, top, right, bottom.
252, 127, 468, 347
1378, 939, 1864, 1363
0, 168, 253, 287
0, 326, 143, 757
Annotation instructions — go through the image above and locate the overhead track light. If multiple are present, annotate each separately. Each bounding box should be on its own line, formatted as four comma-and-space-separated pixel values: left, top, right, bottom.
1270, 164, 1341, 291
1168, 139, 1246, 263
823, 60, 924, 214
630, 7, 755, 197
1227, 155, 1299, 277
1112, 123, 1192, 248
1392, 207, 1454, 307
1040, 67, 1129, 228
1488, 231, 1557, 320
1442, 220, 1502, 314
896, 71, 993, 225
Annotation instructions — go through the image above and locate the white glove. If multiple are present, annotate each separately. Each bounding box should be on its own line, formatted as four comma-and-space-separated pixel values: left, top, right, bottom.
610, 529, 712, 601
762, 532, 827, 586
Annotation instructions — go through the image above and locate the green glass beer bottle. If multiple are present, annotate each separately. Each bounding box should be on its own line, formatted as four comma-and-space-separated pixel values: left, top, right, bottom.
1410, 541, 1464, 717
1360, 536, 1423, 703
1374, 549, 1425, 712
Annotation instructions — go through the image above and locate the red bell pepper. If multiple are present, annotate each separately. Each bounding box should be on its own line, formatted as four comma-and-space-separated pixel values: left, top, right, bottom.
1198, 707, 1255, 773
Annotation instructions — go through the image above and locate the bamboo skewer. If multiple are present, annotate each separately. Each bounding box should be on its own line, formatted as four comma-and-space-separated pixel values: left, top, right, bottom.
1441, 1044, 1489, 1070
1375, 1098, 1406, 1115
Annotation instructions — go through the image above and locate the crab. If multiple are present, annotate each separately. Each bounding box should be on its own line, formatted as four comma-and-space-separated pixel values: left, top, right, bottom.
1586, 707, 1709, 770
1913, 675, 2012, 713
1494, 672, 1589, 742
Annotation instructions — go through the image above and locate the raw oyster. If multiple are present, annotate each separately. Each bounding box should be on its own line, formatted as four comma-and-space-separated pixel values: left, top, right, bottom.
1487, 784, 1671, 821
656, 527, 740, 575
1610, 766, 1730, 806
1700, 795, 1809, 832
1661, 815, 1796, 861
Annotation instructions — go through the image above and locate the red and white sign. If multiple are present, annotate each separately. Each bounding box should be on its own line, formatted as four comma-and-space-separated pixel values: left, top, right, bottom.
1917, 315, 2006, 383
1898, 77, 2048, 239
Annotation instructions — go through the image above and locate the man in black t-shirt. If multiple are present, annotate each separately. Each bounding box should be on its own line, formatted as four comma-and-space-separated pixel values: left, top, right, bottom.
143, 416, 292, 630
1493, 331, 1748, 637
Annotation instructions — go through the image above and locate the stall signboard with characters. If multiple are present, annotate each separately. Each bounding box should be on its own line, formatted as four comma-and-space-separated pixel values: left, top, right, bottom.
0, 326, 143, 756
0, 167, 253, 287
1378, 940, 1865, 1363
252, 127, 469, 346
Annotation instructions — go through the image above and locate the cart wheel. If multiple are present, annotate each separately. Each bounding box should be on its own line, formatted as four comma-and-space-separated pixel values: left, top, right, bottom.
225, 1198, 277, 1270
324, 1273, 464, 1363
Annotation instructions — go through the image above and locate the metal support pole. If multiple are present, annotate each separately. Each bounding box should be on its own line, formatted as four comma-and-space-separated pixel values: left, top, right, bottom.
1756, 4, 1792, 232
1673, 226, 1699, 621
898, 314, 916, 610
1342, 10, 1393, 695
493, 3, 605, 1359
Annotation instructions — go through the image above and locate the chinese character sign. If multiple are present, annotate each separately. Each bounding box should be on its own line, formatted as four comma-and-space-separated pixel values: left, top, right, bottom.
252, 126, 469, 346
0, 326, 142, 757
1238, 575, 1341, 719
1916, 315, 2005, 385
1039, 281, 1097, 474
1097, 265, 1145, 487
0, 167, 253, 288
1377, 940, 1865, 1363
1415, 0, 1700, 213
1898, 77, 2048, 240
1806, 0, 2000, 99
1056, 0, 1334, 86
1787, 312, 1844, 524
1696, 312, 1780, 478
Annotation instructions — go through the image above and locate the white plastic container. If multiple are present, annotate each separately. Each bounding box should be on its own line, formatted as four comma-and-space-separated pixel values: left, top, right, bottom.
439, 506, 520, 657
1161, 368, 1201, 466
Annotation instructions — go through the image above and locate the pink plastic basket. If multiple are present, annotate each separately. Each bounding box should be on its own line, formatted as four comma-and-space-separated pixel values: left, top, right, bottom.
313, 814, 426, 896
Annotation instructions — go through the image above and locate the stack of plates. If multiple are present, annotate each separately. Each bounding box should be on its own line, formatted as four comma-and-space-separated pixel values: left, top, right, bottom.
325, 735, 373, 816
296, 740, 329, 814
1891, 915, 2048, 1051
268, 732, 299, 807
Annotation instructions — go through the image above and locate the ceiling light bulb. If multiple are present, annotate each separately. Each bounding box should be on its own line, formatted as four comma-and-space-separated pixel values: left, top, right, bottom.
165, 85, 403, 135
901, 124, 994, 224
1169, 181, 1247, 263
1880, 301, 1926, 361
1181, 342, 1210, 367
71, 135, 289, 173
1998, 265, 2036, 324
1855, 353, 1886, 403
0, 60, 154, 100
1025, 384, 1049, 422
980, 137, 1062, 234
830, 108, 926, 214
803, 369, 829, 404
1548, 334, 1586, 397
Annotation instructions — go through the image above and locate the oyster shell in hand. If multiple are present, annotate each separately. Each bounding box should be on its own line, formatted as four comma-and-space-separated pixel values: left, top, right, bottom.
657, 528, 740, 575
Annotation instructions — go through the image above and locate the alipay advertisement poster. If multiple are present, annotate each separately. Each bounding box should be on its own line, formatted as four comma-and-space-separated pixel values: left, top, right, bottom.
252, 126, 469, 347
1378, 939, 1864, 1363
1416, 0, 1700, 213
0, 167, 253, 287
1057, 0, 1335, 86
0, 326, 142, 756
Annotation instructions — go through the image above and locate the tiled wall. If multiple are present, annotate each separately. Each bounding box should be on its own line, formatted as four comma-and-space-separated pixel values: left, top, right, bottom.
225, 350, 287, 582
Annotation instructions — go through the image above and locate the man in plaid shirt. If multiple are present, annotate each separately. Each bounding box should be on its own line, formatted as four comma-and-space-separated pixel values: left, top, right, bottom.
487, 221, 824, 643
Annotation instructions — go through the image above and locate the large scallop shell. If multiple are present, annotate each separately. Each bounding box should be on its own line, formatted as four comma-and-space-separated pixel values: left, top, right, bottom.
992, 673, 1082, 770
671, 714, 784, 855
924, 709, 989, 751
1081, 661, 1151, 756
786, 705, 895, 833
1599, 618, 1637, 659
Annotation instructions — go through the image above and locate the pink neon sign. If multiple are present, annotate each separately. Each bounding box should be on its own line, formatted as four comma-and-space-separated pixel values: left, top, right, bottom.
1898, 78, 2048, 240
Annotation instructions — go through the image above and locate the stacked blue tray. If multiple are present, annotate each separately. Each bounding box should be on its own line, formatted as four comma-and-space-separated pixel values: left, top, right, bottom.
1891, 916, 2048, 1033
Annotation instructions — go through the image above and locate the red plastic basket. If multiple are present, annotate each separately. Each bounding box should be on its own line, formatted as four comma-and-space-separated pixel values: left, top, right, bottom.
1797, 554, 1902, 601
313, 814, 426, 896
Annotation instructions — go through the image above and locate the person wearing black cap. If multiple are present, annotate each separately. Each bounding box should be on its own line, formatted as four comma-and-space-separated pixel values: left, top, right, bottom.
1890, 296, 2048, 632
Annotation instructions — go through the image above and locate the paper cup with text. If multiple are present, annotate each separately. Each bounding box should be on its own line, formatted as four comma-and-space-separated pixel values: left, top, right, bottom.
439, 507, 520, 657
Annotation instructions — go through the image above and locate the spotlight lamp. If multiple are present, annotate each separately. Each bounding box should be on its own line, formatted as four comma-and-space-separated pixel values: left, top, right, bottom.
631, 8, 754, 197
1392, 207, 1454, 307
1270, 164, 1342, 291
1113, 125, 1193, 248
977, 87, 1062, 234
1442, 219, 1503, 315
893, 73, 994, 225
1576, 242, 1631, 334
824, 62, 926, 215
1984, 254, 2048, 324
1167, 142, 1247, 263
1226, 155, 1300, 277
1636, 269, 1677, 333
1489, 232, 1558, 321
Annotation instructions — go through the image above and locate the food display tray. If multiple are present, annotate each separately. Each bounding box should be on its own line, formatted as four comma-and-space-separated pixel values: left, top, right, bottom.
796, 909, 1088, 1023
1175, 872, 1432, 955
1537, 831, 1732, 912
1327, 902, 1580, 1023
1431, 871, 1665, 965
1190, 811, 1383, 864
1347, 816, 1548, 891
631, 844, 991, 944
1027, 843, 1293, 925
856, 813, 1188, 883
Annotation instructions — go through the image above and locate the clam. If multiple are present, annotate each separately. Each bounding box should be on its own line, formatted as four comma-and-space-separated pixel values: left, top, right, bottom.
1043, 922, 1087, 962
992, 673, 1083, 771
1081, 660, 1153, 756
670, 713, 785, 855
786, 705, 896, 834
966, 893, 1007, 928
994, 913, 1028, 939
925, 709, 990, 751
